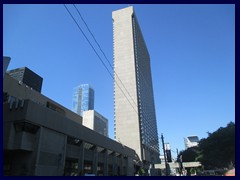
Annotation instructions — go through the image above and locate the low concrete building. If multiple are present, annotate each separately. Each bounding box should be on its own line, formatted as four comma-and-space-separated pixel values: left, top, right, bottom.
83, 110, 108, 137
3, 74, 82, 125
3, 74, 139, 176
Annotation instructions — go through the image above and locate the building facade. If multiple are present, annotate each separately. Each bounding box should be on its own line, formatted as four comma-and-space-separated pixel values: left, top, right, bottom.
112, 6, 160, 167
7, 67, 43, 93
3, 74, 139, 176
72, 84, 94, 116
184, 136, 199, 149
83, 110, 108, 137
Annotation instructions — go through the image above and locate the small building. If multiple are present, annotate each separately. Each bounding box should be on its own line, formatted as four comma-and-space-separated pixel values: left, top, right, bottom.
184, 136, 199, 149
83, 110, 108, 137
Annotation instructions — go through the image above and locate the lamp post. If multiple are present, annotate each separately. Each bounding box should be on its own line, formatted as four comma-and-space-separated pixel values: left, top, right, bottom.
161, 133, 169, 176
176, 149, 183, 176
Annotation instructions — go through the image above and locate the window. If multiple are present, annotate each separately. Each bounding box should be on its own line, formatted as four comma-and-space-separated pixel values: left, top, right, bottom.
46, 101, 65, 115
67, 136, 81, 146
14, 122, 39, 134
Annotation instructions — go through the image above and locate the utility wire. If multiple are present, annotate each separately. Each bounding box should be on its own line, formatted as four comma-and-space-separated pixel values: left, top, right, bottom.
65, 4, 161, 155
73, 4, 154, 113
71, 4, 159, 151
73, 4, 138, 108
63, 5, 112, 82
63, 4, 138, 114
73, 4, 113, 70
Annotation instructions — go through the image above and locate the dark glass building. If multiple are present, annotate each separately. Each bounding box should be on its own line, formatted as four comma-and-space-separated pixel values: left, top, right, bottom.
7, 67, 43, 93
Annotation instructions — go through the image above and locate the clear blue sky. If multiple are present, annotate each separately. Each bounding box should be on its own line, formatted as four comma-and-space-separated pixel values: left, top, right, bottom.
3, 4, 235, 158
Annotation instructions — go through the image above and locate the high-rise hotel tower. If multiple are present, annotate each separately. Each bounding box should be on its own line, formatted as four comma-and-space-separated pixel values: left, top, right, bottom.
112, 6, 160, 166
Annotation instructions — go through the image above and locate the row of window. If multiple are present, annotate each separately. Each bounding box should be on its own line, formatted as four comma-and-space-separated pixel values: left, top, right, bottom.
14, 121, 39, 134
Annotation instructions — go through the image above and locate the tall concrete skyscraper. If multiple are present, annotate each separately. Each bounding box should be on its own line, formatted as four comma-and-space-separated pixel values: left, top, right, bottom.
72, 84, 94, 116
112, 6, 160, 166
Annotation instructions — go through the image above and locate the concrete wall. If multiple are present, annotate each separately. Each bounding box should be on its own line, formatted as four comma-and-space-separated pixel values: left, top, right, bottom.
82, 110, 108, 137
3, 60, 139, 176
3, 100, 137, 176
82, 110, 94, 130
35, 127, 67, 176
3, 74, 82, 125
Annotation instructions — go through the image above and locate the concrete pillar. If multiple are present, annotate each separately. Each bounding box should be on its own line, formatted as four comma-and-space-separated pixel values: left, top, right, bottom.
34, 127, 43, 175
78, 141, 85, 175
127, 156, 134, 176
59, 135, 67, 176
119, 155, 123, 175
92, 146, 98, 175
125, 156, 128, 176
103, 149, 108, 176
112, 152, 117, 176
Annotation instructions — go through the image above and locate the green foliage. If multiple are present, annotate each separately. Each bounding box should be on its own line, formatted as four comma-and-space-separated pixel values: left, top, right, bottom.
179, 146, 199, 162
198, 122, 235, 169
190, 168, 195, 174
178, 122, 235, 170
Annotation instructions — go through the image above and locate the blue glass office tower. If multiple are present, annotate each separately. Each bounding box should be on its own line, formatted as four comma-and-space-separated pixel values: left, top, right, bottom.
72, 84, 94, 116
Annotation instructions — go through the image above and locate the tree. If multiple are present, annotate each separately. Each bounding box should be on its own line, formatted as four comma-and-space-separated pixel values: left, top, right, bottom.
198, 122, 235, 170
178, 122, 235, 171
178, 146, 199, 162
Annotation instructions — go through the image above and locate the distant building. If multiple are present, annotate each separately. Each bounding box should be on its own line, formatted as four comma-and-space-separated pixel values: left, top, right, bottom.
184, 136, 199, 149
159, 155, 165, 163
164, 143, 172, 162
7, 67, 43, 93
72, 84, 94, 116
159, 143, 172, 164
3, 56, 11, 76
82, 110, 108, 137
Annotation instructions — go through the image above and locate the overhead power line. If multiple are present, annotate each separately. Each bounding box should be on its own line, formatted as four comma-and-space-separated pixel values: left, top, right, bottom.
72, 4, 138, 108
72, 4, 113, 70
63, 4, 138, 114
